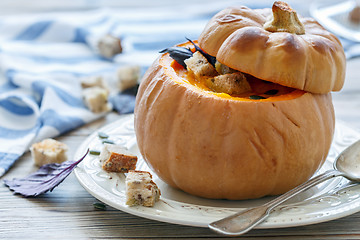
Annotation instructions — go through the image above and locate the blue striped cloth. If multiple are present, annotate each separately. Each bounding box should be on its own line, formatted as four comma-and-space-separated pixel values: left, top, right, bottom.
0, 3, 237, 177
0, 2, 357, 177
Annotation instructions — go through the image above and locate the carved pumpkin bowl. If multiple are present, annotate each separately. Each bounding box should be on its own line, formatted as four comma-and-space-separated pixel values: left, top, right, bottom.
134, 1, 343, 200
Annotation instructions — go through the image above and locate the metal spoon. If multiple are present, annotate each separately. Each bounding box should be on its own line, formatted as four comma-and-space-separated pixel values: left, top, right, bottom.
209, 139, 360, 236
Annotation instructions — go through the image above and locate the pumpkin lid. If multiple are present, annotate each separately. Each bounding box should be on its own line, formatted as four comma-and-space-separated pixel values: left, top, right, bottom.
198, 1, 346, 94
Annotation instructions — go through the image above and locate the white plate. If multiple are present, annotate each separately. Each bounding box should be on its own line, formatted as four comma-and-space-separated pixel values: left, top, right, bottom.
74, 114, 360, 228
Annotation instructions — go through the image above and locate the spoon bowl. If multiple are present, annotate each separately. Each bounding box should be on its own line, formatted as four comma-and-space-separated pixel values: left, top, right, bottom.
334, 140, 360, 181
209, 139, 360, 236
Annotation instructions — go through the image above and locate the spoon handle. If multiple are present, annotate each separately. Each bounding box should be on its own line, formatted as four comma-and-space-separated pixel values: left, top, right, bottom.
209, 169, 343, 236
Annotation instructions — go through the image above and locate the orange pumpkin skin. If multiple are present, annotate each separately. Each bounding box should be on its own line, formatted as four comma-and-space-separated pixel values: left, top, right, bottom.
134, 53, 335, 200
198, 6, 346, 94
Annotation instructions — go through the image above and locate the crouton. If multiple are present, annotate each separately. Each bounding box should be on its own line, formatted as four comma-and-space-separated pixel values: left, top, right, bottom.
184, 51, 217, 79
80, 76, 107, 90
99, 144, 137, 173
82, 86, 111, 113
215, 61, 237, 75
117, 65, 140, 91
205, 72, 252, 95
30, 138, 68, 166
125, 170, 161, 207
97, 34, 122, 58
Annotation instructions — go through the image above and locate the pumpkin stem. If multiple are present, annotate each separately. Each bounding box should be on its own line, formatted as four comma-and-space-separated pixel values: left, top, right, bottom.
264, 1, 305, 35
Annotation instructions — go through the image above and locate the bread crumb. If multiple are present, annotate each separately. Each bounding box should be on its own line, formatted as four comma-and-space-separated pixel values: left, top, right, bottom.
30, 139, 68, 166
350, 5, 360, 23
205, 72, 251, 95
117, 65, 140, 91
125, 170, 161, 207
80, 76, 107, 91
184, 51, 217, 79
99, 144, 137, 173
98, 34, 123, 58
82, 86, 111, 113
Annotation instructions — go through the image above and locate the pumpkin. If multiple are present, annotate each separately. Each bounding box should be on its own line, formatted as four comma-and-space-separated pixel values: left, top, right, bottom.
198, 1, 346, 94
134, 2, 339, 200
134, 41, 335, 200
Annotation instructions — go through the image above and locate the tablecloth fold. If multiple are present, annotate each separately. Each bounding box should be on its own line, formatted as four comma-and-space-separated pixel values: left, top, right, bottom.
0, 5, 214, 176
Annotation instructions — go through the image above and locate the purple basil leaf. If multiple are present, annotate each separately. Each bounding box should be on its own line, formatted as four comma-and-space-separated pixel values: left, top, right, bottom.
159, 46, 193, 68
3, 149, 89, 197
160, 38, 217, 69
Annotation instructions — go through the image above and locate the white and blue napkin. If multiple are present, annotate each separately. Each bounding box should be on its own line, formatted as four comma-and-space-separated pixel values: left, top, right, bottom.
0, 3, 234, 177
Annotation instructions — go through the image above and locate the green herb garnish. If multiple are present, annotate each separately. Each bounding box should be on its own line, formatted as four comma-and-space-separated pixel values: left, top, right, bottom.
264, 89, 279, 95
93, 202, 107, 210
102, 139, 114, 144
98, 132, 109, 139
89, 150, 101, 155
249, 95, 267, 100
